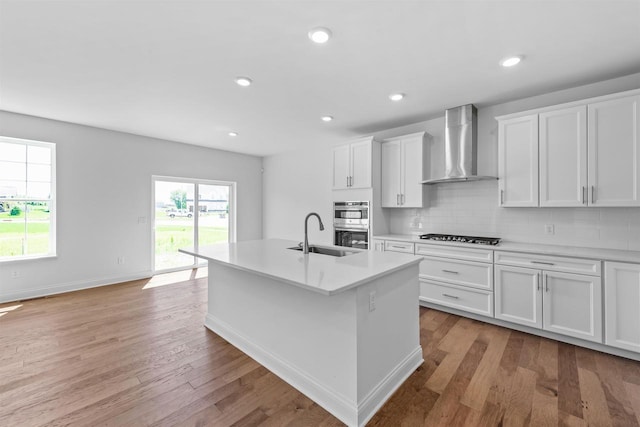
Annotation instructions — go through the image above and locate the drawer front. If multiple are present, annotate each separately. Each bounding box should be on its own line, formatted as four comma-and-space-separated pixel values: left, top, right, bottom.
384, 240, 415, 254
495, 251, 601, 276
420, 280, 493, 317
415, 243, 493, 263
420, 256, 493, 290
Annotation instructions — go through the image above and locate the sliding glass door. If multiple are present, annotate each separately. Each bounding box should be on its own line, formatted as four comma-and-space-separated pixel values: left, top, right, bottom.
153, 177, 234, 273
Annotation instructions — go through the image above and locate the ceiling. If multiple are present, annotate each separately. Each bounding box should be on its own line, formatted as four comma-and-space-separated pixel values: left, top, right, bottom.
1, 1, 639, 157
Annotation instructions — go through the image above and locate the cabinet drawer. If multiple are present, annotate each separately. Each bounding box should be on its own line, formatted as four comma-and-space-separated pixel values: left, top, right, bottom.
415, 243, 493, 263
420, 256, 493, 290
420, 280, 493, 318
384, 240, 415, 254
494, 251, 601, 276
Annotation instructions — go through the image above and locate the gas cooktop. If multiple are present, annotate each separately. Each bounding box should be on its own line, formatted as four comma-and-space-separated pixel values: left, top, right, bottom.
419, 233, 501, 246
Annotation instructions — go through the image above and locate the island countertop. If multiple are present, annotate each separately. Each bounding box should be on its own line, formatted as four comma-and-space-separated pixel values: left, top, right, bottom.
179, 238, 423, 295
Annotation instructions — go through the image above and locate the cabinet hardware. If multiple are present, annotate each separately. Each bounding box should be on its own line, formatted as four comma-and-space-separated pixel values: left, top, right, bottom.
545, 274, 549, 292
397, 194, 400, 205
500, 189, 504, 205
401, 194, 405, 205
591, 186, 596, 203
391, 245, 405, 249
536, 274, 541, 291
442, 293, 459, 300
346, 176, 349, 187
582, 186, 586, 204
531, 261, 554, 266
350, 176, 353, 187
442, 270, 459, 274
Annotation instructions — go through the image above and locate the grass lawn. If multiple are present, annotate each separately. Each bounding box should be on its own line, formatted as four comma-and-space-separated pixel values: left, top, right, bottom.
154, 224, 228, 270
0, 207, 51, 256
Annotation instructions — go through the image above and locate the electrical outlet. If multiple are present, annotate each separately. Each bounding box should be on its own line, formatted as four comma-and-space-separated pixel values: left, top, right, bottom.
544, 224, 555, 235
117, 256, 125, 265
369, 291, 376, 312
11, 270, 20, 279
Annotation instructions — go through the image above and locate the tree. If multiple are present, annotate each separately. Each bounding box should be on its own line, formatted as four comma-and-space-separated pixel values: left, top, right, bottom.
170, 189, 187, 210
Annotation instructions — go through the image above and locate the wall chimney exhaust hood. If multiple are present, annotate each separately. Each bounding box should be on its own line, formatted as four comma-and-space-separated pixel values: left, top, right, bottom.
422, 104, 497, 184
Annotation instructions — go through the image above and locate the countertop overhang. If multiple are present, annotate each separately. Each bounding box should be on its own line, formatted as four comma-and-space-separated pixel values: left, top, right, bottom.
180, 239, 423, 295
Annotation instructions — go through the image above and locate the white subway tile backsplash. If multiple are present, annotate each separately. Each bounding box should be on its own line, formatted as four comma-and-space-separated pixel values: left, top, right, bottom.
387, 180, 640, 251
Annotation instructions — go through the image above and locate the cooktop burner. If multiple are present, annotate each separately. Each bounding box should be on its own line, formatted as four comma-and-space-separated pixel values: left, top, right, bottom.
419, 233, 501, 245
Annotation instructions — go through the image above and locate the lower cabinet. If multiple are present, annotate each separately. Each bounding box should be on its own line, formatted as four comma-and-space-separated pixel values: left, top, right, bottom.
605, 261, 640, 352
494, 264, 602, 343
371, 239, 385, 252
420, 280, 493, 317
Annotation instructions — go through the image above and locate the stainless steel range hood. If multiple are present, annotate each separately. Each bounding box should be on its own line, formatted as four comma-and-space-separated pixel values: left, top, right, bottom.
422, 104, 497, 184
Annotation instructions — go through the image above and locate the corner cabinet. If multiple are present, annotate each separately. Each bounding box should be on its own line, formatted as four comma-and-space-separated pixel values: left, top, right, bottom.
381, 132, 429, 207
332, 137, 375, 190
605, 261, 640, 353
497, 89, 640, 208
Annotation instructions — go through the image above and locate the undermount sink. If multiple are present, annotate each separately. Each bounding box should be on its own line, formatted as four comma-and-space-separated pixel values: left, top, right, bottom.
288, 245, 358, 257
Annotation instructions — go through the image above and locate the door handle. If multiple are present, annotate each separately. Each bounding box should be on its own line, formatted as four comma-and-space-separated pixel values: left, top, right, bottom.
397, 194, 400, 205
346, 176, 349, 187
545, 274, 549, 292
591, 186, 595, 203
536, 274, 541, 291
582, 186, 586, 205
401, 194, 405, 205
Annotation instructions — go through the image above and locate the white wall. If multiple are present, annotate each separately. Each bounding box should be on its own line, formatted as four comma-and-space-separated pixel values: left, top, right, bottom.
0, 111, 263, 303
263, 73, 640, 251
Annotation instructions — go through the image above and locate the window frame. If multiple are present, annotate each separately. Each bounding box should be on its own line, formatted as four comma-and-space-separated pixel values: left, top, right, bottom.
0, 136, 57, 262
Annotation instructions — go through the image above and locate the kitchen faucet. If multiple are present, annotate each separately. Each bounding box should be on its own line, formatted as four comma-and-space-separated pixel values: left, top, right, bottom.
303, 212, 324, 254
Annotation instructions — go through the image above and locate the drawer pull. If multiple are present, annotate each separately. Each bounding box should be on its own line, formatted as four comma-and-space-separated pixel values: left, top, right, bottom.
391, 245, 405, 249
531, 261, 554, 266
442, 293, 459, 299
442, 269, 459, 274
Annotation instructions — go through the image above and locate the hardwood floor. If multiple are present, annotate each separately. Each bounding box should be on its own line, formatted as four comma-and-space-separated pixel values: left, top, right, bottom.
2, 271, 640, 426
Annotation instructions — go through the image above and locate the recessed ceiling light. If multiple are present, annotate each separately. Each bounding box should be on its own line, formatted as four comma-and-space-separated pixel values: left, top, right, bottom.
308, 27, 332, 44
228, 132, 238, 137
389, 93, 405, 102
235, 77, 252, 87
500, 56, 522, 67
321, 116, 333, 122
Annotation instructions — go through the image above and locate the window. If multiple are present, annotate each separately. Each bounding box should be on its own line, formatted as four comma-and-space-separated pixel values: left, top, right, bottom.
0, 136, 56, 260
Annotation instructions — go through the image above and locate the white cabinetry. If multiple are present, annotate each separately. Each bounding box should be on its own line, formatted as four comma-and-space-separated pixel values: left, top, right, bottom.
605, 261, 640, 352
498, 114, 539, 207
495, 251, 602, 343
371, 239, 386, 252
497, 89, 640, 208
418, 243, 494, 318
588, 94, 640, 206
332, 137, 374, 190
381, 132, 428, 208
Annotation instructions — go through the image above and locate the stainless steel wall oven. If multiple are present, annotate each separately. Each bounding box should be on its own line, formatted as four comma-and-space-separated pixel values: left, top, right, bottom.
333, 201, 369, 249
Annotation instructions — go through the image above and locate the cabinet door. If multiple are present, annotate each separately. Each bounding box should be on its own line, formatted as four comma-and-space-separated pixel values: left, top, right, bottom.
498, 115, 539, 207
605, 261, 640, 352
401, 136, 425, 207
332, 145, 350, 189
494, 265, 542, 328
381, 141, 401, 207
371, 239, 386, 252
349, 140, 372, 189
588, 94, 640, 206
539, 106, 588, 207
542, 271, 602, 342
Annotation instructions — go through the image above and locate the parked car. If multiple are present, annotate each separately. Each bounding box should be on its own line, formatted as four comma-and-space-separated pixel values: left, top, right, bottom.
165, 208, 192, 218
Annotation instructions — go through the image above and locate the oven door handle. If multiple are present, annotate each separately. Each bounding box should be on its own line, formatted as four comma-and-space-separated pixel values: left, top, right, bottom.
334, 227, 369, 232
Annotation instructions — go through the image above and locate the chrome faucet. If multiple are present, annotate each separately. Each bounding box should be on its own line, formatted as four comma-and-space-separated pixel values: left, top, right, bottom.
303, 212, 324, 254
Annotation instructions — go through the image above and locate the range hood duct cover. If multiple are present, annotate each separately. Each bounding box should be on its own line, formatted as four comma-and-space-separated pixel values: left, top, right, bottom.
422, 104, 497, 184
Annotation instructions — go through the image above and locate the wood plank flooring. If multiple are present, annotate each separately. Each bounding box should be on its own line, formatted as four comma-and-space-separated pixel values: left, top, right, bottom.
2, 270, 640, 426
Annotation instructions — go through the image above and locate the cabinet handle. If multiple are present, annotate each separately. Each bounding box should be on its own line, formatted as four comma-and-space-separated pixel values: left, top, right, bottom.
442, 293, 459, 300
531, 261, 554, 266
500, 189, 504, 205
391, 245, 405, 249
350, 176, 353, 187
442, 269, 459, 274
346, 176, 349, 187
401, 194, 405, 205
582, 186, 586, 205
591, 186, 596, 203
397, 194, 400, 205
536, 274, 541, 291
545, 274, 549, 292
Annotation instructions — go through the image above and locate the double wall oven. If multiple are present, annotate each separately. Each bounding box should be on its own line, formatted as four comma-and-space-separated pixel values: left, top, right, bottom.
333, 201, 369, 250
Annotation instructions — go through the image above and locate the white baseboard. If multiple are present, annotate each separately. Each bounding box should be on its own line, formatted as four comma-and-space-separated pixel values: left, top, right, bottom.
0, 270, 153, 303
205, 313, 422, 427
356, 346, 423, 427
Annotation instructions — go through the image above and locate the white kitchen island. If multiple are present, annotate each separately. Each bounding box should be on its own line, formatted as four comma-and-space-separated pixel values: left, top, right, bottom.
179, 239, 423, 427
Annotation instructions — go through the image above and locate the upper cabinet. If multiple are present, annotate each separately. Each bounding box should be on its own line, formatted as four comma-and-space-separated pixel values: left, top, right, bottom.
332, 137, 375, 190
497, 89, 640, 208
381, 132, 429, 208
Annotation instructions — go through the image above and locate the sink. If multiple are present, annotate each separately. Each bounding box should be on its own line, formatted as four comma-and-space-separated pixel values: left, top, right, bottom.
288, 245, 359, 257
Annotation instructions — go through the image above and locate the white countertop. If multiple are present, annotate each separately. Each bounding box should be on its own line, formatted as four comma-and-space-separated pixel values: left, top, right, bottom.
180, 239, 423, 295
374, 234, 640, 263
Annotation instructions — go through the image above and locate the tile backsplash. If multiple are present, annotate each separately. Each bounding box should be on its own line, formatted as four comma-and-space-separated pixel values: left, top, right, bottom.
388, 180, 640, 251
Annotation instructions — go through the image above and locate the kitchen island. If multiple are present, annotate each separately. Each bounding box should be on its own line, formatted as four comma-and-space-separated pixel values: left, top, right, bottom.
179, 239, 423, 427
